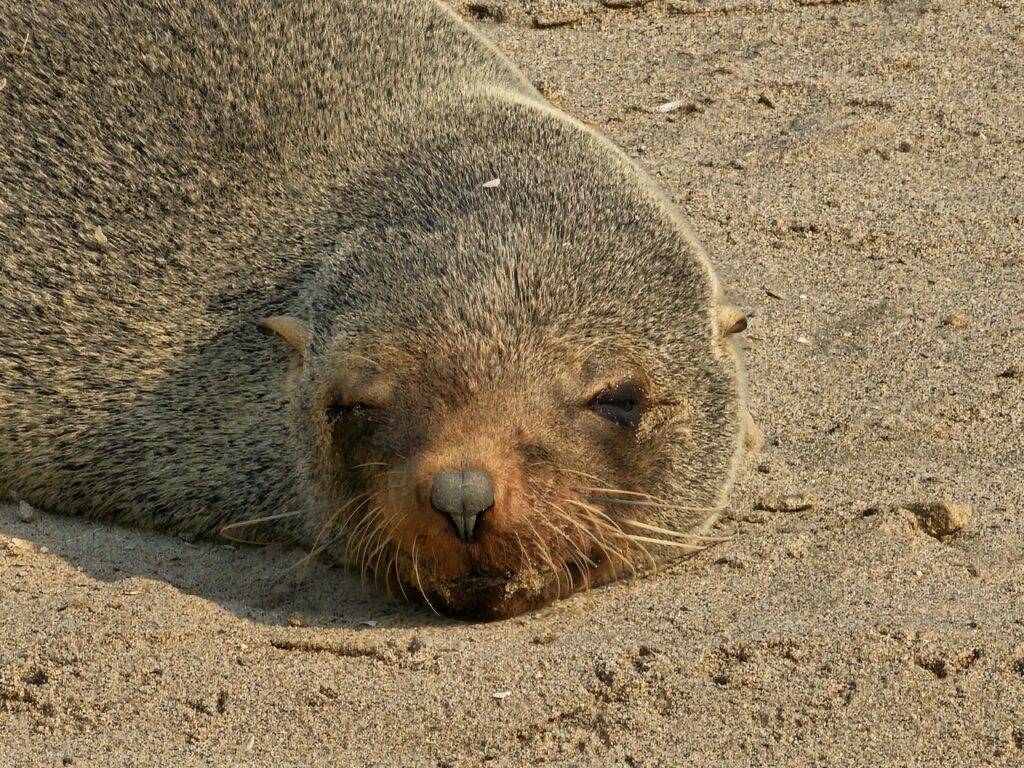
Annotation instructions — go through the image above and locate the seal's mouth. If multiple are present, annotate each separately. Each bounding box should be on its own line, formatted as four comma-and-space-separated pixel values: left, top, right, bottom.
419, 569, 570, 621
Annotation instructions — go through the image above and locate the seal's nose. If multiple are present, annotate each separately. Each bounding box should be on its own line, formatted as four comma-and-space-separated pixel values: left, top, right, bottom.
430, 468, 494, 542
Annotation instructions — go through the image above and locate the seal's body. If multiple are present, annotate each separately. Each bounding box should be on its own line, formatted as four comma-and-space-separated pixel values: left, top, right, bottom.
1, 0, 750, 617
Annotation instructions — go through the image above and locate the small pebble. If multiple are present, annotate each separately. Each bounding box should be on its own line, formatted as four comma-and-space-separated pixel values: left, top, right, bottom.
944, 313, 970, 329
16, 500, 37, 523
757, 91, 776, 108
492, 690, 513, 700
784, 541, 808, 559
3, 537, 34, 556
996, 365, 1022, 380
898, 140, 913, 152
756, 495, 816, 513
481, 177, 501, 189
532, 11, 582, 28
466, 1, 507, 21
656, 99, 701, 115
966, 563, 981, 577
904, 500, 972, 538
715, 553, 754, 570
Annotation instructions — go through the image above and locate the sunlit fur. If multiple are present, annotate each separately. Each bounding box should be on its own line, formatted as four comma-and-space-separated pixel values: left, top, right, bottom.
0, 0, 749, 619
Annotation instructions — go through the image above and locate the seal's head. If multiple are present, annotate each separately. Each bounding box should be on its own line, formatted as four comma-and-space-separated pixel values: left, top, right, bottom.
260, 102, 749, 619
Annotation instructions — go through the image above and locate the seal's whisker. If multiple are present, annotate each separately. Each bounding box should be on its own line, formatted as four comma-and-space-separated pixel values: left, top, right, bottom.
577, 505, 737, 548
355, 513, 380, 587
536, 522, 575, 594
584, 494, 726, 514
511, 529, 532, 574
344, 352, 383, 369
607, 517, 734, 542
563, 499, 657, 575
542, 505, 599, 570
555, 499, 637, 576
339, 495, 382, 566
350, 510, 375, 591
554, 467, 606, 484
552, 499, 630, 577
391, 549, 410, 604
370, 525, 396, 594
562, 497, 627, 532
359, 510, 390, 579
360, 512, 391, 602
361, 512, 392, 573
411, 537, 439, 616
548, 503, 634, 591
523, 515, 569, 594
618, 533, 707, 552
560, 468, 724, 512
218, 510, 303, 544
309, 493, 368, 558
289, 494, 371, 572
574, 484, 662, 500
369, 511, 400, 584
295, 497, 380, 576
532, 515, 579, 593
356, 508, 391, 587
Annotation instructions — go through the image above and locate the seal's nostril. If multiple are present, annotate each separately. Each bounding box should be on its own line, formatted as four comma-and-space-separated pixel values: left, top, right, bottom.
430, 470, 464, 517
459, 468, 495, 516
430, 468, 494, 542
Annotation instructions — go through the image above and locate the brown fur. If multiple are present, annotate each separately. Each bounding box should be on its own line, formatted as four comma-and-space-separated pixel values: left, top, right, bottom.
0, 0, 750, 619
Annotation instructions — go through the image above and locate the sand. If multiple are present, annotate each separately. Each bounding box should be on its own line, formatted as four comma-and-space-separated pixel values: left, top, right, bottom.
2, 1, 1022, 765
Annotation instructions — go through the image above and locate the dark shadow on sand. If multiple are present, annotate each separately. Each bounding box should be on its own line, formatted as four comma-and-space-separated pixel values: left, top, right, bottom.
0, 503, 457, 630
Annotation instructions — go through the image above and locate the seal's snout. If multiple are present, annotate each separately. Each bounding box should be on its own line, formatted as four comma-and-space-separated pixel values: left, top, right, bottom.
430, 468, 494, 543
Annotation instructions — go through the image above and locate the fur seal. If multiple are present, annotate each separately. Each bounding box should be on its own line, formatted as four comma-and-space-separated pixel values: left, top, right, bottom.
0, 0, 752, 618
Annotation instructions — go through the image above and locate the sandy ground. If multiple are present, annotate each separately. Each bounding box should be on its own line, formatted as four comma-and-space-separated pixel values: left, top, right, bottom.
2, 1, 1023, 765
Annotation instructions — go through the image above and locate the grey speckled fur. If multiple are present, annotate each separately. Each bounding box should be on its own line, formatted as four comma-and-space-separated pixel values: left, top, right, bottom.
0, 0, 747, 609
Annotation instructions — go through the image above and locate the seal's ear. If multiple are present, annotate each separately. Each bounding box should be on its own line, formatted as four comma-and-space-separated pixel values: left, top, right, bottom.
257, 315, 309, 358
718, 305, 748, 337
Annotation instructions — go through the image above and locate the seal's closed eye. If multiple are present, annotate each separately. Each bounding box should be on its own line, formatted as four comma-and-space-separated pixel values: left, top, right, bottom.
589, 382, 644, 429
324, 389, 383, 424
325, 400, 366, 422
